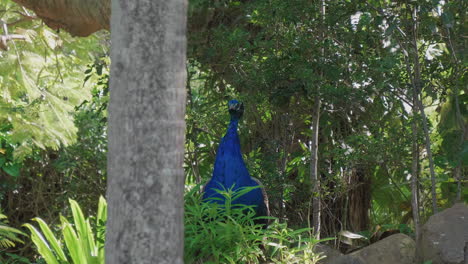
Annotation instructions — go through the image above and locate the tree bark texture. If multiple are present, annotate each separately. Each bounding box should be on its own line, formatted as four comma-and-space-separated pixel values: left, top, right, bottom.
411, 101, 421, 263
106, 0, 187, 263
310, 94, 321, 238
12, 0, 110, 36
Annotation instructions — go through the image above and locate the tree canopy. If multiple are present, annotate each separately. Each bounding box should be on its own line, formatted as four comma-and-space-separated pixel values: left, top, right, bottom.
0, 0, 466, 262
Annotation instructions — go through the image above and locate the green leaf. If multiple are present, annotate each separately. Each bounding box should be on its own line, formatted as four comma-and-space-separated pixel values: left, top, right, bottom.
96, 196, 107, 262
3, 163, 20, 177
0, 225, 26, 239
23, 224, 60, 264
32, 218, 68, 262
69, 199, 93, 262
61, 218, 88, 264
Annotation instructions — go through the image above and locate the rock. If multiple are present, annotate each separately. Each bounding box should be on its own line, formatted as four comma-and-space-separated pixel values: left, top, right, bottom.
350, 233, 415, 264
314, 244, 365, 264
421, 203, 468, 264
325, 255, 365, 264
315, 244, 343, 264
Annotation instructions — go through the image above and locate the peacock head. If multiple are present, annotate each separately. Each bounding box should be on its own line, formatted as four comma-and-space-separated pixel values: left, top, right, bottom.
228, 99, 244, 120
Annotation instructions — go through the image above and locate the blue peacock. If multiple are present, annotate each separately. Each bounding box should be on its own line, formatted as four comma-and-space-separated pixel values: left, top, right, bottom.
203, 99, 269, 226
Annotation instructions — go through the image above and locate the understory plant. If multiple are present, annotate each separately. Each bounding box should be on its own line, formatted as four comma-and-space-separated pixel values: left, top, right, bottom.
184, 185, 328, 264
23, 196, 107, 264
0, 212, 25, 249
0, 212, 29, 263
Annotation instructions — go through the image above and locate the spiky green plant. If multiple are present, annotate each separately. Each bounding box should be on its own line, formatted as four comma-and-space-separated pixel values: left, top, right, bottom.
184, 185, 329, 264
0, 212, 26, 249
23, 196, 107, 264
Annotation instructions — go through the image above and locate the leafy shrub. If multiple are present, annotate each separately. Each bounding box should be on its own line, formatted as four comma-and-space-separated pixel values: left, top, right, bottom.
184, 186, 327, 264
0, 211, 29, 263
23, 196, 107, 264
0, 212, 25, 249
23, 187, 327, 264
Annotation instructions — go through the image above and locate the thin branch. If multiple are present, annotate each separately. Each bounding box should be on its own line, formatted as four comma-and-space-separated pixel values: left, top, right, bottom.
7, 15, 38, 27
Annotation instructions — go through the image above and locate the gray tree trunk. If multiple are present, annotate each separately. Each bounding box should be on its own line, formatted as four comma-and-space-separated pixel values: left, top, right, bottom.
453, 84, 466, 203
106, 0, 187, 263
310, 94, 321, 238
12, 0, 109, 36
410, 8, 438, 214
411, 94, 421, 263
310, 0, 326, 238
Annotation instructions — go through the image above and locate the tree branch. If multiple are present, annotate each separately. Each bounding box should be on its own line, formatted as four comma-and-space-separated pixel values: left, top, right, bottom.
0, 34, 27, 50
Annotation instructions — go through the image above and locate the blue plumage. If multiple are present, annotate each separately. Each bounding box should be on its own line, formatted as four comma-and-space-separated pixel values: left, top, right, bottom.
203, 100, 269, 226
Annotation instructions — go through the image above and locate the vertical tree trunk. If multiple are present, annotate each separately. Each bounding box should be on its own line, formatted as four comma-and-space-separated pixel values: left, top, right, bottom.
411, 98, 421, 263
454, 166, 462, 202
411, 7, 438, 213
106, 0, 187, 263
310, 94, 321, 238
453, 87, 466, 202
310, 0, 326, 238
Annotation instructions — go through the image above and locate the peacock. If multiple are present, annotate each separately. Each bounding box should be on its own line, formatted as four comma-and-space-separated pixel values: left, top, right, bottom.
202, 99, 269, 227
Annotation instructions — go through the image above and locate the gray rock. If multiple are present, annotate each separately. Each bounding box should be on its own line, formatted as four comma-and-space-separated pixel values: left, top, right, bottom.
314, 244, 365, 264
315, 244, 343, 264
350, 233, 415, 264
421, 203, 468, 264
326, 255, 365, 264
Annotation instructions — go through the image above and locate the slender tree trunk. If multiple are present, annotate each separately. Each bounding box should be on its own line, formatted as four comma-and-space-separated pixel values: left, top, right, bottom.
310, 0, 326, 238
454, 166, 461, 201
411, 97, 421, 263
310, 94, 321, 237
106, 0, 187, 263
410, 7, 438, 213
453, 78, 465, 203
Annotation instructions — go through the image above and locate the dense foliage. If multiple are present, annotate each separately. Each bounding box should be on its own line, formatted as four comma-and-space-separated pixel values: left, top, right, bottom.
23, 197, 107, 264
0, 1, 108, 259
185, 0, 467, 236
0, 0, 465, 262
185, 186, 327, 263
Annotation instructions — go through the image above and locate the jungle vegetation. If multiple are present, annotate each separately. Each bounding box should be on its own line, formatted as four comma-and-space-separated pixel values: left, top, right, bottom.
0, 0, 465, 263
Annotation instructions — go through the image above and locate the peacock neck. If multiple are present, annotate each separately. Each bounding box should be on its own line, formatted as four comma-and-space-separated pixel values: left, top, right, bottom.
228, 118, 239, 132
211, 117, 251, 185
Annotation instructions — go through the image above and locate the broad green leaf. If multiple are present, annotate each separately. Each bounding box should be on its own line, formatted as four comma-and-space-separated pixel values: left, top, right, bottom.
69, 199, 93, 262
2, 163, 20, 177
96, 196, 107, 226
23, 224, 60, 264
62, 219, 88, 264
86, 219, 97, 257
32, 217, 68, 262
